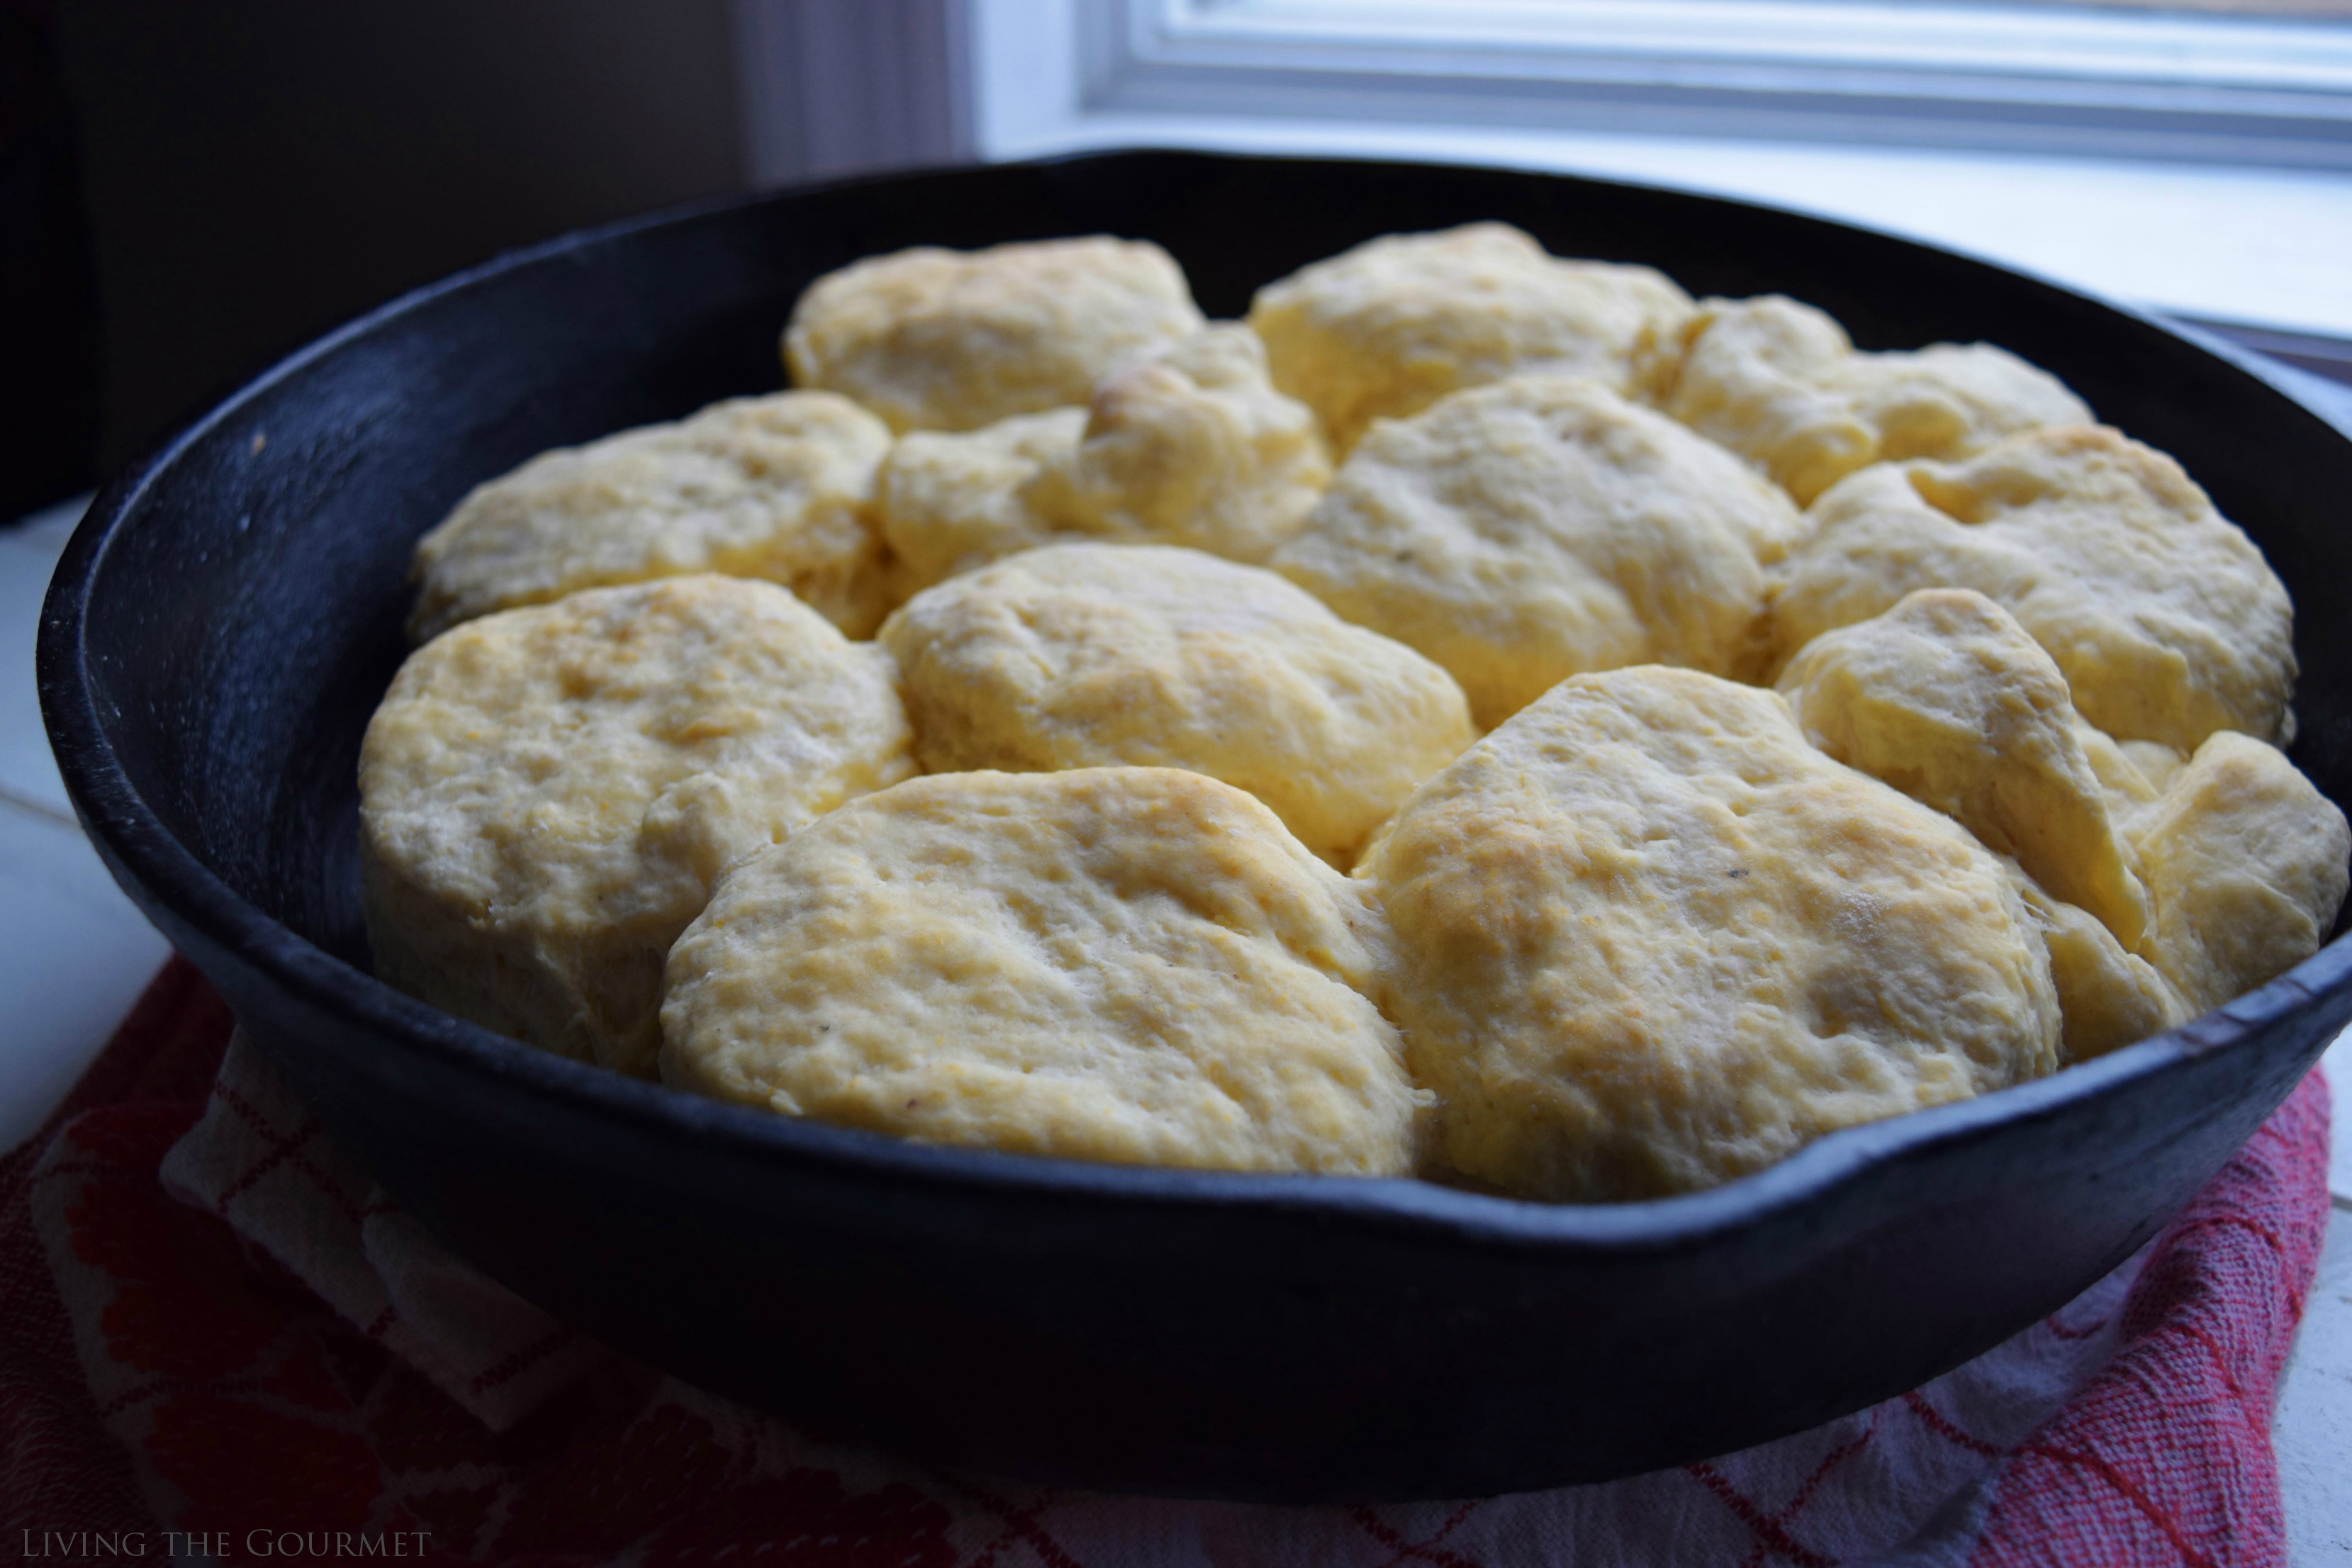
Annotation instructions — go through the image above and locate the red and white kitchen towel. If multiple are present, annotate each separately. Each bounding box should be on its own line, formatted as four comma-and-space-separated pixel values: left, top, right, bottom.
0, 958, 2332, 1564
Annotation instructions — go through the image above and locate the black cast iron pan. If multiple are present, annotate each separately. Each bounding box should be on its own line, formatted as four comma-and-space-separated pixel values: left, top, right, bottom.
38, 150, 2352, 1501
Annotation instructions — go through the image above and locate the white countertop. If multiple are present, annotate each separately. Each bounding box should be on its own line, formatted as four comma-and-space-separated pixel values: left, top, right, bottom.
4, 483, 2348, 1557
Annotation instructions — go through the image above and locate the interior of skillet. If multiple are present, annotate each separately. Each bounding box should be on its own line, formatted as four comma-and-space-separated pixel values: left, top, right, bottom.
73, 150, 2352, 989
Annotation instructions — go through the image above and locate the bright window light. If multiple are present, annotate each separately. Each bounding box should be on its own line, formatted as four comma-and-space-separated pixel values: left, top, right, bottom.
962, 0, 2352, 333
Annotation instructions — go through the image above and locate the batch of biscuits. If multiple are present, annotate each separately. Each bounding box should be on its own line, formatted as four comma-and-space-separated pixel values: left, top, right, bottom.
359, 223, 2351, 1204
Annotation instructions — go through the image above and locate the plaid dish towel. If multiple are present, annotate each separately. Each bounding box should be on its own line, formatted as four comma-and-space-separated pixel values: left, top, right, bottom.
1, 958, 2333, 1564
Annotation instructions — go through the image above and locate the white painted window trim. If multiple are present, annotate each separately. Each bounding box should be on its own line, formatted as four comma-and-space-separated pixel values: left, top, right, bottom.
962, 0, 2352, 335
1085, 0, 2352, 171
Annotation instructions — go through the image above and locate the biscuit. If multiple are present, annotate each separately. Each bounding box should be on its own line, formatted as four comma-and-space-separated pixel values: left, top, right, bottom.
1248, 223, 1694, 454
2071, 721, 2176, 819
1020, 326, 1332, 566
410, 392, 895, 643
1656, 295, 2091, 504
875, 408, 1087, 595
2004, 871, 2185, 1062
2119, 739, 2191, 797
360, 576, 915, 1076
1776, 589, 2149, 948
1270, 375, 1806, 727
2129, 732, 2349, 1014
1769, 425, 2296, 751
784, 236, 1207, 432
660, 768, 1426, 1174
1356, 666, 2062, 1201
880, 543, 1473, 865
880, 327, 1331, 594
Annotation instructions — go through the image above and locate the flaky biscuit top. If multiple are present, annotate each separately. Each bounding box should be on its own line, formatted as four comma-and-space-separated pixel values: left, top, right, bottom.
1249, 223, 1695, 455
661, 768, 1427, 1175
360, 575, 914, 1076
785, 235, 1207, 434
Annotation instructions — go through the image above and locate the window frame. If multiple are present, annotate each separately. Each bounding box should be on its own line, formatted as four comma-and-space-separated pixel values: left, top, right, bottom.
953, 0, 2352, 334
1078, 0, 2352, 170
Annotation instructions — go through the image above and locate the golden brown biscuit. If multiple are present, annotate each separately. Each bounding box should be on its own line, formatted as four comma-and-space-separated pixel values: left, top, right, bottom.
880, 327, 1331, 594
1776, 589, 2149, 947
360, 576, 914, 1076
1270, 375, 1806, 727
2129, 732, 2349, 1014
1769, 426, 2296, 751
1248, 223, 1694, 454
410, 392, 894, 643
660, 768, 1426, 1174
783, 236, 1206, 432
1656, 295, 2091, 505
1357, 666, 2061, 1202
879, 544, 1474, 865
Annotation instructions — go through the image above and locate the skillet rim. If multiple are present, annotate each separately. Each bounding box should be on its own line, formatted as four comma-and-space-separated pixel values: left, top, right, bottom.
37, 145, 2352, 1255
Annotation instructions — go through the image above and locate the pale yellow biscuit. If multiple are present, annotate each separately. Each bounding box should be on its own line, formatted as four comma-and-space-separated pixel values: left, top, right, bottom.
360, 576, 915, 1077
879, 544, 1474, 865
880, 327, 1331, 594
1778, 596, 2343, 1047
2119, 740, 2191, 796
410, 392, 895, 643
1657, 295, 2091, 505
783, 236, 1206, 432
660, 768, 1425, 1175
1270, 375, 1807, 727
875, 409, 1087, 595
1248, 223, 1694, 454
1776, 589, 2149, 947
1020, 326, 1332, 566
2004, 870, 2186, 1063
2129, 732, 2349, 1014
2071, 720, 2176, 819
1357, 666, 2061, 1202
1769, 425, 2296, 751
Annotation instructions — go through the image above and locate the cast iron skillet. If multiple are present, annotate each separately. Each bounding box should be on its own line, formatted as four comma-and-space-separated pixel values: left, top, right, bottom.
38, 150, 2352, 1501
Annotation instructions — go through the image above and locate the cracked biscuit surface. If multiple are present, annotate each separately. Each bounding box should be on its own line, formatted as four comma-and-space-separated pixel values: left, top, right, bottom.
2003, 872, 2186, 1063
875, 408, 1089, 596
1019, 327, 1332, 565
660, 768, 1426, 1175
1356, 666, 2062, 1202
410, 392, 895, 643
1270, 375, 1805, 727
1656, 295, 2091, 505
360, 576, 914, 1077
1776, 589, 2149, 948
1248, 223, 1694, 454
1773, 590, 2348, 1054
880, 327, 1331, 593
784, 236, 1206, 433
1769, 425, 2295, 751
1774, 590, 2185, 1059
880, 543, 1474, 865
2128, 732, 2349, 1016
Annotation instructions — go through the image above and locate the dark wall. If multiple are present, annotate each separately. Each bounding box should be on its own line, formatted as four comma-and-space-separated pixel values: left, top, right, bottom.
50, 0, 747, 478
1, 3, 103, 520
